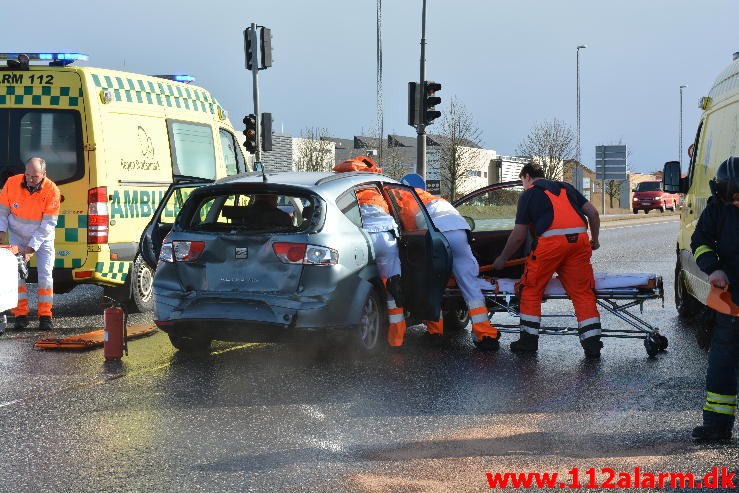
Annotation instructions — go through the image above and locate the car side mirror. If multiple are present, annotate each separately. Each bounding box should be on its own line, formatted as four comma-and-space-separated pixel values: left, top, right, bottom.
463, 215, 475, 231
663, 161, 686, 193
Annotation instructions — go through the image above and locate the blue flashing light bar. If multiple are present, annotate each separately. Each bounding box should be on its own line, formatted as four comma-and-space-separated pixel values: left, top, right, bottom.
153, 74, 196, 84
0, 52, 89, 66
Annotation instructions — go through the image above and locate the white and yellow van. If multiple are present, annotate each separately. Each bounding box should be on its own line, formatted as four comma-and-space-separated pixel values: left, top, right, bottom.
0, 52, 249, 311
664, 51, 739, 316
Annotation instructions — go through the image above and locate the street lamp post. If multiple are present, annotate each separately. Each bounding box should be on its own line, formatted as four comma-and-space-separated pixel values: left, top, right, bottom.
679, 85, 687, 165
576, 44, 587, 165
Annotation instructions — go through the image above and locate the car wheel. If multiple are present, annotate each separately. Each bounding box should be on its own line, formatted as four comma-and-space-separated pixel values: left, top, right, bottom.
632, 209, 638, 214
644, 209, 649, 214
131, 254, 154, 312
659, 206, 665, 213
675, 257, 702, 318
443, 302, 469, 331
168, 330, 212, 352
352, 289, 387, 354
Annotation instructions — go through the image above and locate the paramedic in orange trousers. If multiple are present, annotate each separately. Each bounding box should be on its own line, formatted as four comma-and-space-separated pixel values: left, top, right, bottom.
404, 184, 501, 351
492, 162, 603, 358
0, 157, 61, 331
333, 156, 406, 347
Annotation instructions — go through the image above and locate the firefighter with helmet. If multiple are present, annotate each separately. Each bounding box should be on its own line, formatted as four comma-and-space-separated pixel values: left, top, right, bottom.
403, 181, 501, 351
0, 157, 61, 331
690, 156, 739, 442
333, 156, 407, 347
492, 162, 603, 358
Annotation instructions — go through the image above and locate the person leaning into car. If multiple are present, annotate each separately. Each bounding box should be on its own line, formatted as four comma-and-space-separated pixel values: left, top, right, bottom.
333, 156, 407, 347
491, 162, 603, 358
0, 157, 61, 331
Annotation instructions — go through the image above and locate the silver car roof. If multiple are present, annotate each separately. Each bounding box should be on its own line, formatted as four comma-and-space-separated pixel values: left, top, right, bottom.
214, 171, 401, 198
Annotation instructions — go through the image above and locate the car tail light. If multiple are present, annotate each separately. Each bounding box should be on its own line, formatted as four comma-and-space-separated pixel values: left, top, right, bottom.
160, 240, 205, 262
272, 242, 338, 265
87, 187, 108, 244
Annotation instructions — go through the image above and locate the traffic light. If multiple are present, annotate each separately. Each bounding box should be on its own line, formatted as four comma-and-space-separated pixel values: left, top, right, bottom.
244, 28, 255, 70
423, 81, 442, 125
243, 114, 257, 153
261, 112, 273, 151
260, 27, 273, 69
407, 82, 420, 126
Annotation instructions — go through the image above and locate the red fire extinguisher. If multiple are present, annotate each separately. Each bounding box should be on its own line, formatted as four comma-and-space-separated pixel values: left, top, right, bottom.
103, 297, 128, 361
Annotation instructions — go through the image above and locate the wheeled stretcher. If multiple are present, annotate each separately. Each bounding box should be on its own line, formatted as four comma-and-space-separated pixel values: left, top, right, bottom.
446, 270, 669, 357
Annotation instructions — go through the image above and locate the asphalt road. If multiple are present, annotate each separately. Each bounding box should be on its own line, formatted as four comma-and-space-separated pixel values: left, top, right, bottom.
1, 215, 737, 492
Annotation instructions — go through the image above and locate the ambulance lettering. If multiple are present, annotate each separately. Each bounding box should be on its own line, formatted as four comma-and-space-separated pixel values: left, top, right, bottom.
110, 190, 176, 219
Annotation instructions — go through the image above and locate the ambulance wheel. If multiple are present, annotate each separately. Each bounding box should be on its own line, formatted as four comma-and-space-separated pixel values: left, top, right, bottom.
131, 254, 154, 312
675, 258, 701, 318
644, 335, 659, 357
168, 330, 211, 353
443, 302, 469, 332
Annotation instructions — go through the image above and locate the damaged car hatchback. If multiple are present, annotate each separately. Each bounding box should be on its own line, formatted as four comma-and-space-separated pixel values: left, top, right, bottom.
140, 171, 452, 353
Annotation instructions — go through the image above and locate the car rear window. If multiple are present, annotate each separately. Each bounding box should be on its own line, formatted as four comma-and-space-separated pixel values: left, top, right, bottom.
183, 191, 319, 233
635, 182, 661, 192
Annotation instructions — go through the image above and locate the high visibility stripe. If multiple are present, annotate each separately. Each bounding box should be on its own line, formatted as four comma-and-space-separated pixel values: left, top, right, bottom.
386, 299, 398, 309
388, 313, 405, 324
694, 244, 714, 260
707, 392, 737, 405
578, 317, 601, 328
38, 295, 53, 304
579, 329, 601, 340
540, 227, 587, 237
703, 402, 736, 416
521, 325, 539, 335
520, 313, 541, 323
467, 298, 486, 311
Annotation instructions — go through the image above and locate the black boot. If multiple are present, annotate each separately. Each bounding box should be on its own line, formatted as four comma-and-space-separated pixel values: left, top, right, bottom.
581, 336, 603, 359
510, 332, 538, 353
39, 316, 53, 331
691, 424, 732, 443
473, 331, 500, 351
13, 315, 29, 331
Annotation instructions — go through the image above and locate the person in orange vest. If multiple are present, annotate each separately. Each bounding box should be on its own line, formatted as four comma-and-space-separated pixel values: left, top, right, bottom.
492, 162, 602, 358
689, 156, 739, 443
333, 156, 406, 347
405, 182, 501, 351
0, 157, 61, 330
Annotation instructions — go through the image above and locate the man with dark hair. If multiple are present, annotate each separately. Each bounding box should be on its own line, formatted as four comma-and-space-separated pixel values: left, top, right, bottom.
492, 162, 602, 357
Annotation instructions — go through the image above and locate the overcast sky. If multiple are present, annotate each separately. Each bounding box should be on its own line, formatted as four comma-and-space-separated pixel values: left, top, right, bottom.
4, 0, 736, 173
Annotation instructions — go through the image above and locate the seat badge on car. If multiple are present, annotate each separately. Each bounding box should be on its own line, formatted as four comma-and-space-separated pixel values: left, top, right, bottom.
235, 247, 248, 259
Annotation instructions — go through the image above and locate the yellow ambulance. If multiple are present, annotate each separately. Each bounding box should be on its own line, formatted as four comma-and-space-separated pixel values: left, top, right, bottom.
664, 51, 739, 316
0, 52, 249, 311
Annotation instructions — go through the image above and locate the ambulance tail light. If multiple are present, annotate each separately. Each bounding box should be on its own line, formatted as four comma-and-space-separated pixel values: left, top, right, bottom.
88, 187, 109, 244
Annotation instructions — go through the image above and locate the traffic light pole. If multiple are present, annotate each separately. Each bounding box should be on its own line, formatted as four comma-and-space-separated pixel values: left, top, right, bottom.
250, 23, 262, 165
416, 0, 427, 179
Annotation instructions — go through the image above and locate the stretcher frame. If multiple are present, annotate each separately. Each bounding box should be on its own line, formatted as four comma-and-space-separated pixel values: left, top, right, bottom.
445, 274, 669, 356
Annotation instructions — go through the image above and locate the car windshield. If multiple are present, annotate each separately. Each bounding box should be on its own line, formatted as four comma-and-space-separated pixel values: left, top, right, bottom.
635, 182, 662, 192
184, 191, 319, 232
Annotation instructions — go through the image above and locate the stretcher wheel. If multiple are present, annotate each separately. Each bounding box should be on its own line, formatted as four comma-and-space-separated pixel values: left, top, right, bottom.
654, 333, 668, 351
644, 334, 661, 357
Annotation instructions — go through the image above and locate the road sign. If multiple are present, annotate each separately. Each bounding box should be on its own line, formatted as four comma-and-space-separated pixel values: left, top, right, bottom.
595, 145, 628, 181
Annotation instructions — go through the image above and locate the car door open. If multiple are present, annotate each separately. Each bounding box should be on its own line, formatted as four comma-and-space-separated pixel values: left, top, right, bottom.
382, 184, 452, 322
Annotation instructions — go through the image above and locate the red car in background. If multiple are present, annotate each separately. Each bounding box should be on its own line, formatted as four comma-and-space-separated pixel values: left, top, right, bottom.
631, 180, 680, 214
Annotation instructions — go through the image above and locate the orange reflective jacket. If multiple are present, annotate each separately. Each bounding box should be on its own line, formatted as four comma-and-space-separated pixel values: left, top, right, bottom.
0, 174, 61, 250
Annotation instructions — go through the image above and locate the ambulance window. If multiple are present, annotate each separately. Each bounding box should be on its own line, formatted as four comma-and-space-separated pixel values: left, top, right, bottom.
16, 110, 83, 184
167, 120, 217, 180
219, 129, 246, 175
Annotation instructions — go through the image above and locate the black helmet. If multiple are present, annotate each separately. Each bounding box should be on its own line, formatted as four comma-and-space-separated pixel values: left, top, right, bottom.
709, 156, 739, 203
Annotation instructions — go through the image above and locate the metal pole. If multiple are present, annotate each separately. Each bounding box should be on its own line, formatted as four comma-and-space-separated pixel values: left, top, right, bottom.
679, 85, 687, 165
576, 44, 586, 165
416, 0, 427, 179
251, 23, 262, 165
600, 147, 606, 214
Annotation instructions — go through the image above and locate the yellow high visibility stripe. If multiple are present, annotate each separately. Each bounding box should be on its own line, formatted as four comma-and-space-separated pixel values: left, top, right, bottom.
694, 245, 714, 260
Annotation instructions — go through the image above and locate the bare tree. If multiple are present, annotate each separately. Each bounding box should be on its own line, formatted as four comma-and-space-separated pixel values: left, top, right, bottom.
437, 97, 484, 201
295, 127, 334, 172
517, 118, 576, 179
605, 179, 622, 208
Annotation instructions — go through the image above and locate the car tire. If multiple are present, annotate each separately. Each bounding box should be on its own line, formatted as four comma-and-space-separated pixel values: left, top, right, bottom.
351, 288, 387, 355
632, 209, 638, 215
443, 302, 469, 332
659, 206, 665, 213
168, 330, 212, 352
675, 257, 702, 318
131, 254, 155, 313
644, 209, 649, 214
